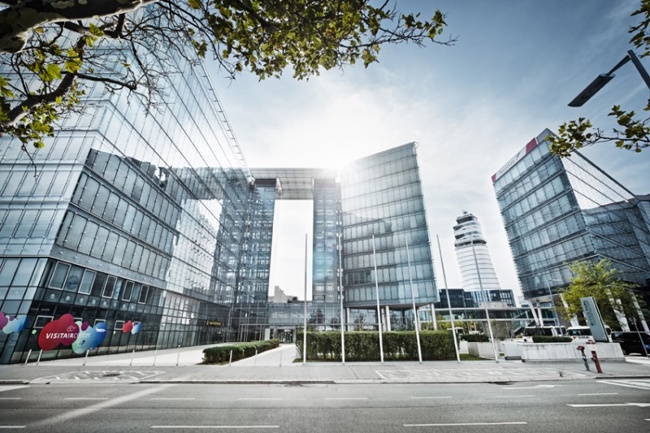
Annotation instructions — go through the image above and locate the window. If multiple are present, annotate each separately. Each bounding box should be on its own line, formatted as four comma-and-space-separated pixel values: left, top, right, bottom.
138, 285, 149, 304
114, 320, 125, 331
77, 220, 98, 254
49, 262, 70, 289
122, 280, 134, 301
78, 270, 95, 294
102, 276, 116, 298
34, 315, 54, 328
64, 266, 84, 292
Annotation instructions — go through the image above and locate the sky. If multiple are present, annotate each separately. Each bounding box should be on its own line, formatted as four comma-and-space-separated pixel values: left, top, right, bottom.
206, 1, 650, 302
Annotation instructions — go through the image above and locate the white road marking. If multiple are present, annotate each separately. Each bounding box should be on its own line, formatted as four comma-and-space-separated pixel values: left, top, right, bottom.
568, 402, 650, 407
599, 379, 650, 390
0, 386, 28, 393
504, 384, 562, 389
410, 396, 452, 399
151, 426, 279, 429
31, 384, 175, 428
325, 397, 368, 400
493, 395, 534, 398
0, 398, 21, 400
0, 427, 25, 429
64, 398, 108, 401
405, 422, 527, 427
151, 398, 196, 401
578, 393, 619, 396
238, 398, 281, 401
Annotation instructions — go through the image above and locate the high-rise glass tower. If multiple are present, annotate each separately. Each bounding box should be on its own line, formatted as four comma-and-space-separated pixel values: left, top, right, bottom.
453, 211, 501, 291
340, 144, 439, 310
493, 129, 650, 302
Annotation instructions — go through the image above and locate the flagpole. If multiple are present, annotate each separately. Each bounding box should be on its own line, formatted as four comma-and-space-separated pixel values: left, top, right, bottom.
338, 231, 345, 364
471, 240, 499, 363
437, 235, 460, 363
406, 236, 422, 364
303, 234, 308, 365
372, 234, 384, 364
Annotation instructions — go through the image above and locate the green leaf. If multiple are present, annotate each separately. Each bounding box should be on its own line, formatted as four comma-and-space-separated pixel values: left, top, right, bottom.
46, 64, 62, 80
88, 23, 104, 37
188, 0, 202, 9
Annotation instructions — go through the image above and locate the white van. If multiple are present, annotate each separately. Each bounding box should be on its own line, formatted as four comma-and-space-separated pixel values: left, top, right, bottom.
517, 325, 566, 342
566, 325, 612, 343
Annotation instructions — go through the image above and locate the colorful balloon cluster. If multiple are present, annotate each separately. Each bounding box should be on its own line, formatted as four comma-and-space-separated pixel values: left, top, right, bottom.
0, 312, 28, 334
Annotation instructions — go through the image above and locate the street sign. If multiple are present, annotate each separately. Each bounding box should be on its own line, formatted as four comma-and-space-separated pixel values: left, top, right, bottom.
580, 296, 609, 342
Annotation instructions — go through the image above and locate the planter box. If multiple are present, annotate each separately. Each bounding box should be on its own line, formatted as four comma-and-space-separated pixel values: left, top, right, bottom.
503, 341, 523, 360
467, 342, 497, 359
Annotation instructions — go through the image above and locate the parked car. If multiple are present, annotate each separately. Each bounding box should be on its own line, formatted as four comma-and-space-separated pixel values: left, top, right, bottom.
610, 331, 650, 356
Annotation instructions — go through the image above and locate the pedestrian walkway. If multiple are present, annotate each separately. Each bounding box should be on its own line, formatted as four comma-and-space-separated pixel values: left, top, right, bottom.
1, 344, 649, 385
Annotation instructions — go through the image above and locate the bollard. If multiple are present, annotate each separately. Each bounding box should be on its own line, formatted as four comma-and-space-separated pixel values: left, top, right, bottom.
591, 350, 603, 374
130, 349, 135, 367
24, 349, 32, 366
577, 345, 590, 371
176, 347, 181, 366
229, 350, 233, 366
36, 350, 43, 366
153, 349, 158, 367
83, 349, 89, 366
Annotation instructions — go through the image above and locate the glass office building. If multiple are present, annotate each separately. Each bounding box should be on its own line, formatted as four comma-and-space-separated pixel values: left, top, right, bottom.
0, 37, 252, 362
340, 144, 438, 311
493, 129, 650, 303
0, 39, 438, 364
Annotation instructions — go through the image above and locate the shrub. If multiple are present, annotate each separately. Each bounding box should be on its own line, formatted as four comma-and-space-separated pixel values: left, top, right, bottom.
296, 331, 455, 361
202, 339, 280, 364
532, 335, 572, 343
459, 334, 489, 343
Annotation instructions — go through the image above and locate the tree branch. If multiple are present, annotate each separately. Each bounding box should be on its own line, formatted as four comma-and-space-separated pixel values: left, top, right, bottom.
0, 0, 158, 53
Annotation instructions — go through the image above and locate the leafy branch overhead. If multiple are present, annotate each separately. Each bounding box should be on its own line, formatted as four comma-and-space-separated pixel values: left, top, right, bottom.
549, 0, 650, 157
0, 0, 456, 148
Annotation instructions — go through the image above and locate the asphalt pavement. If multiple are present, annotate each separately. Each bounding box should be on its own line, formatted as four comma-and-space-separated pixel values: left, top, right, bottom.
1, 343, 649, 385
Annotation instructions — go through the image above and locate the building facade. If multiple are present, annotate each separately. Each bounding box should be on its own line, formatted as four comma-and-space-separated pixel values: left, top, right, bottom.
492, 129, 650, 306
0, 50, 438, 362
453, 211, 501, 291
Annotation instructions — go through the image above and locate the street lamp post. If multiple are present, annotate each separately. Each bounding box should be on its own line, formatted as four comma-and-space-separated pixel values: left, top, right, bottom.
569, 49, 650, 107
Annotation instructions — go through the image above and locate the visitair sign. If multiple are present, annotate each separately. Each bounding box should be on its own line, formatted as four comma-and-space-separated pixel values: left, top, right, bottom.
580, 296, 609, 342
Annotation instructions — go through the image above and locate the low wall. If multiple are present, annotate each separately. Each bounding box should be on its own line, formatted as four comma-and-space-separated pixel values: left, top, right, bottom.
515, 342, 624, 362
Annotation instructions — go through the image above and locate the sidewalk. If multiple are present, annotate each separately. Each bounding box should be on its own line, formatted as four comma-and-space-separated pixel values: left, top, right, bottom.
1, 344, 649, 385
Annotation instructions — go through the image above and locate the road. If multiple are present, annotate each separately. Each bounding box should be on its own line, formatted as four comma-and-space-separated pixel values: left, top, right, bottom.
1, 380, 649, 432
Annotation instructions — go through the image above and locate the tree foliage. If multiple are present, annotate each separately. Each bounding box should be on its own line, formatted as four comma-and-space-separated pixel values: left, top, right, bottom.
559, 259, 638, 329
0, 0, 455, 149
549, 0, 650, 157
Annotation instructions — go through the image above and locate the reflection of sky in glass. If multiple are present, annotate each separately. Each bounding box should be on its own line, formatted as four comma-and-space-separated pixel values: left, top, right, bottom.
563, 153, 635, 211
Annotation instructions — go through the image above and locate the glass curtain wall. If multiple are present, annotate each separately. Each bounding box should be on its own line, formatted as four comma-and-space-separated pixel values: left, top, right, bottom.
339, 142, 438, 309
0, 18, 251, 362
493, 129, 650, 300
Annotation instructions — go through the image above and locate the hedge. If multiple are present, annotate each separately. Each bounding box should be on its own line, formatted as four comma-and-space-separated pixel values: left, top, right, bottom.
202, 339, 280, 364
296, 331, 456, 361
459, 334, 490, 343
531, 335, 573, 343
